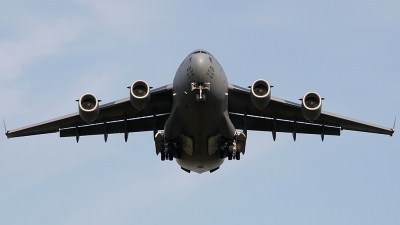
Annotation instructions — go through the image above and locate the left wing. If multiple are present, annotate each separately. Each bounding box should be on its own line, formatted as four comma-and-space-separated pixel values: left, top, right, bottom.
6, 84, 173, 140
228, 84, 394, 138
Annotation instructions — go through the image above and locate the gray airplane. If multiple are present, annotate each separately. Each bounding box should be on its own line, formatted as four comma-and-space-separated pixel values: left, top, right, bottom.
5, 49, 395, 173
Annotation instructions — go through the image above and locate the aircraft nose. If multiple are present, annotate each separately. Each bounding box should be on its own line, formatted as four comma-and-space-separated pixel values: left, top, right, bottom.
191, 53, 210, 79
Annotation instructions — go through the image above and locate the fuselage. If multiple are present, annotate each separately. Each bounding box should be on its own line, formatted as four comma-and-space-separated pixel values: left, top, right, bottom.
164, 49, 236, 173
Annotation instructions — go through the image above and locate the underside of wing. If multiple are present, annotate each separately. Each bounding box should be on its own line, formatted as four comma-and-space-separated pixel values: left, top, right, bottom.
6, 84, 173, 139
228, 84, 394, 136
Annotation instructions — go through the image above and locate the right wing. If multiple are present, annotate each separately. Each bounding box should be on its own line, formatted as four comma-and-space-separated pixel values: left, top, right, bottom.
6, 84, 173, 140
228, 84, 394, 137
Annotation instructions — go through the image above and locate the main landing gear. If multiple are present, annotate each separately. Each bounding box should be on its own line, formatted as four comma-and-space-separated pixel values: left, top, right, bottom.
218, 132, 246, 161
219, 141, 241, 160
154, 132, 183, 162
160, 141, 182, 161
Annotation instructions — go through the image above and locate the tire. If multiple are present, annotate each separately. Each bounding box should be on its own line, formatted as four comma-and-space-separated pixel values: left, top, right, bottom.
176, 143, 182, 159
219, 150, 224, 158
168, 153, 173, 161
196, 94, 200, 102
161, 152, 165, 161
202, 94, 206, 102
177, 149, 182, 159
228, 152, 232, 160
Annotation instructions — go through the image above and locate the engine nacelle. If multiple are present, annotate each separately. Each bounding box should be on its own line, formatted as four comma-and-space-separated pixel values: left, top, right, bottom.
130, 80, 150, 111
250, 79, 271, 110
301, 92, 322, 122
78, 93, 99, 124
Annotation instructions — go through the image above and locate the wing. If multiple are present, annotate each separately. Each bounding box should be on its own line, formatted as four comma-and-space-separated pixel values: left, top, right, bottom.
6, 84, 173, 140
228, 84, 394, 137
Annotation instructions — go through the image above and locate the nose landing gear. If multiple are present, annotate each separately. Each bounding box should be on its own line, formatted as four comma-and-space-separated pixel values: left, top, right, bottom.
191, 82, 210, 103
196, 93, 206, 103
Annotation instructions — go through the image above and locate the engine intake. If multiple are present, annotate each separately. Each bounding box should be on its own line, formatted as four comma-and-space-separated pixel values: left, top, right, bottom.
78, 93, 99, 123
301, 92, 322, 122
130, 80, 150, 111
250, 79, 271, 110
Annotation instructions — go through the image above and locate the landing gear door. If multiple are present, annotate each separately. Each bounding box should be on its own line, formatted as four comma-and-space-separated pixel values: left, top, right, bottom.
181, 134, 193, 156
236, 132, 247, 154
154, 132, 164, 155
208, 135, 220, 156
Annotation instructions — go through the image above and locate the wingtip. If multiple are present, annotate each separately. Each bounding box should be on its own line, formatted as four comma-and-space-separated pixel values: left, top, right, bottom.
3, 119, 9, 139
393, 117, 396, 129
390, 117, 396, 137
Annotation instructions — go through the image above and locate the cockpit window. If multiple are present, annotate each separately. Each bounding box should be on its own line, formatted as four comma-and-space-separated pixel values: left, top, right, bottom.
193, 50, 208, 55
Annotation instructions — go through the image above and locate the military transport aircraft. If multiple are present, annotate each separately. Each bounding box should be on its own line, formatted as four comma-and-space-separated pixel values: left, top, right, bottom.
5, 49, 395, 173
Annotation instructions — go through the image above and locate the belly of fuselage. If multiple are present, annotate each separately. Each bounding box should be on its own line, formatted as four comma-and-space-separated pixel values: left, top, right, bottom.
175, 86, 225, 173
170, 52, 229, 173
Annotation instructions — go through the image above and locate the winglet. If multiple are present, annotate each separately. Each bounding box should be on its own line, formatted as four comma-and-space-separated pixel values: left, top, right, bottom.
3, 119, 9, 139
391, 117, 396, 136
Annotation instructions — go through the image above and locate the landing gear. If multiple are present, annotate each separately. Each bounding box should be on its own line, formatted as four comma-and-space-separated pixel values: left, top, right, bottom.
161, 149, 166, 161
228, 151, 233, 160
219, 137, 243, 161
160, 140, 183, 162
195, 93, 206, 103
168, 151, 173, 161
176, 142, 182, 159
219, 146, 225, 158
228, 144, 233, 160
192, 82, 209, 103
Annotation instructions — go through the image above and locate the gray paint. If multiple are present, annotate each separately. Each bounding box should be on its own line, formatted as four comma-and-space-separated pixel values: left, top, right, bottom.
165, 49, 235, 173
5, 49, 395, 174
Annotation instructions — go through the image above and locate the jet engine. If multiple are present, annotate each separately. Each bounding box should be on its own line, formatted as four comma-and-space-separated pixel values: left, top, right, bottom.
250, 79, 271, 110
301, 92, 322, 122
78, 93, 99, 124
130, 80, 150, 111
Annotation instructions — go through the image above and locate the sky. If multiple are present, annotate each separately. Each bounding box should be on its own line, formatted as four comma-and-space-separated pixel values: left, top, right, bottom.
1, 0, 399, 224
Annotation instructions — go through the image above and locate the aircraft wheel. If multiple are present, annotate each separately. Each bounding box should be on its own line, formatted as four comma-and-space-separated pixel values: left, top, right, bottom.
236, 152, 240, 160
227, 145, 233, 160
168, 153, 173, 161
176, 143, 182, 159
201, 94, 206, 102
219, 150, 224, 158
161, 151, 165, 161
177, 149, 182, 159
196, 94, 200, 102
228, 152, 232, 160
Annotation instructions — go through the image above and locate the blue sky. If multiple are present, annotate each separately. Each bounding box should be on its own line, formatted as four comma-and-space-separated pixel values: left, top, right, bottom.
1, 1, 399, 224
